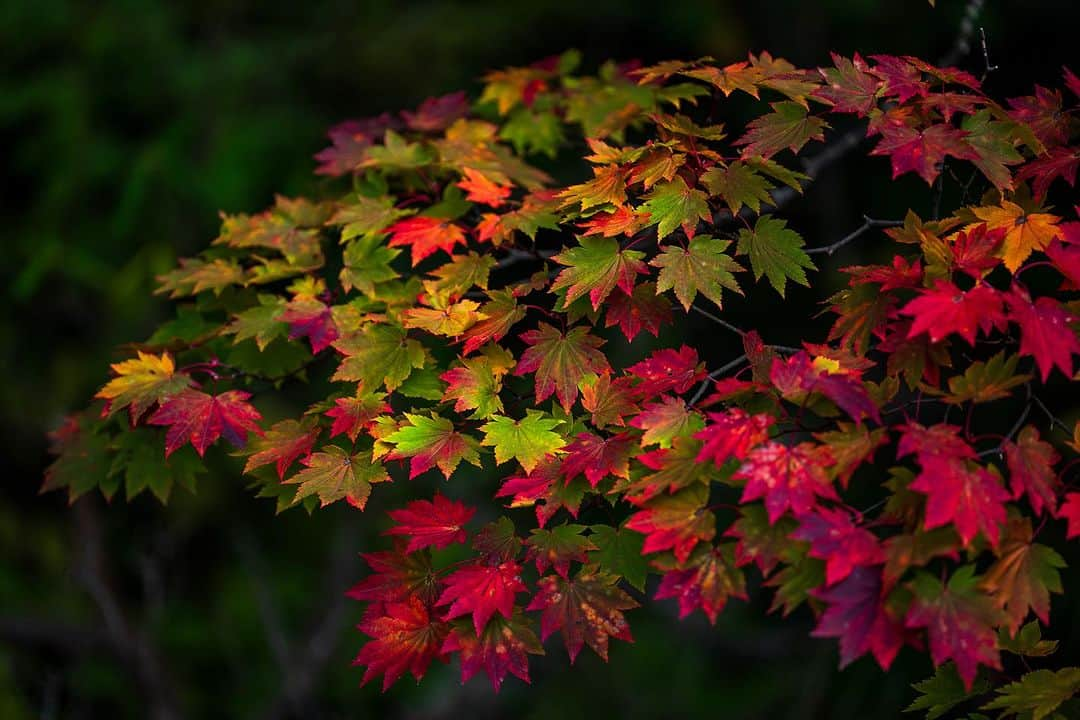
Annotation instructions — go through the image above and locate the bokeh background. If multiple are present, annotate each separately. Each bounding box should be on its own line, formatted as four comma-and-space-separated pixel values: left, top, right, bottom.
3, 1, 1079, 718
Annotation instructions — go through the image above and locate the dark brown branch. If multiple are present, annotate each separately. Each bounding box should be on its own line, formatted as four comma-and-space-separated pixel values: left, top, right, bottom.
805, 216, 903, 256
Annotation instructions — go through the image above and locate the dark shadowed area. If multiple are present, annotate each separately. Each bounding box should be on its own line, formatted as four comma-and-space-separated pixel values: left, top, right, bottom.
2, 0, 1078, 718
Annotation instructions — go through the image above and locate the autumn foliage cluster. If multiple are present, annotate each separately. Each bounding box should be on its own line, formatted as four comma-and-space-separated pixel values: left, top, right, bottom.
44, 49, 1080, 715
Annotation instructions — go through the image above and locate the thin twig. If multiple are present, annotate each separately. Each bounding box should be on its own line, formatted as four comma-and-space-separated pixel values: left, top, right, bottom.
805, 216, 904, 256
689, 304, 745, 336
689, 354, 747, 405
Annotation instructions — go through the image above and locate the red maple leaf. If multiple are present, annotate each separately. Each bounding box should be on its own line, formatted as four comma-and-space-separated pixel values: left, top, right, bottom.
1017, 146, 1080, 199
496, 457, 588, 527
655, 544, 747, 624
526, 571, 637, 662
905, 567, 1002, 690
1007, 284, 1079, 381
1008, 86, 1069, 147
241, 419, 319, 479
440, 614, 543, 692
769, 352, 880, 423
901, 280, 1006, 345
384, 216, 467, 265
734, 441, 838, 523
810, 566, 904, 670
436, 561, 527, 634
401, 91, 469, 132
313, 115, 396, 176
1047, 241, 1080, 290
694, 408, 774, 466
1004, 427, 1061, 516
911, 456, 1009, 547
868, 55, 928, 103
148, 389, 263, 457
870, 123, 978, 185
325, 392, 391, 442
792, 508, 885, 585
626, 345, 706, 396
844, 254, 923, 291
578, 206, 648, 237
278, 296, 339, 354
354, 596, 450, 691
383, 495, 476, 552
603, 282, 672, 342
1060, 493, 1080, 538
625, 486, 715, 563
347, 544, 440, 606
560, 431, 636, 488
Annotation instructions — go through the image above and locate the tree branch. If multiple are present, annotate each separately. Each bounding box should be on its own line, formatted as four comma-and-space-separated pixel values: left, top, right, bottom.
805, 216, 903, 256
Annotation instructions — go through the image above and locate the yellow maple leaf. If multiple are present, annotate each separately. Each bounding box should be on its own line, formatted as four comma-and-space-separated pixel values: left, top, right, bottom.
95, 351, 192, 421
970, 201, 1060, 273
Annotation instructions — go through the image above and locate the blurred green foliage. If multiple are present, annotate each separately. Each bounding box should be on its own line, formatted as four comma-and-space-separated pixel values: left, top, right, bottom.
2, 0, 1078, 717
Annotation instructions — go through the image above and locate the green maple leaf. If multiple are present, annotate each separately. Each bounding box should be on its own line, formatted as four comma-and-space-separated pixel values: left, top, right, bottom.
341, 235, 401, 296
480, 411, 567, 473
361, 130, 435, 170
423, 252, 496, 299
942, 352, 1031, 404
650, 235, 744, 310
330, 194, 409, 242
331, 324, 426, 392
982, 668, 1080, 720
285, 445, 388, 509
735, 215, 815, 297
700, 162, 775, 215
734, 101, 829, 159
526, 524, 597, 577
109, 428, 204, 502
225, 295, 289, 351
637, 176, 712, 240
384, 412, 482, 479
906, 662, 990, 720
551, 236, 646, 310
589, 524, 649, 591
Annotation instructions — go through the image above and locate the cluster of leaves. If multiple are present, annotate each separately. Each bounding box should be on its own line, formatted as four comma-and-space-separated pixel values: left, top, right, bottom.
44, 49, 1080, 711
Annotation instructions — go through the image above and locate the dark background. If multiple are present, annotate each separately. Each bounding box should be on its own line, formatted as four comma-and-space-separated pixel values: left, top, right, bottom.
2, 1, 1078, 717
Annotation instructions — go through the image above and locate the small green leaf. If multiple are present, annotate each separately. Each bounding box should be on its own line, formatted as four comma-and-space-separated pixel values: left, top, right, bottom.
735, 215, 815, 297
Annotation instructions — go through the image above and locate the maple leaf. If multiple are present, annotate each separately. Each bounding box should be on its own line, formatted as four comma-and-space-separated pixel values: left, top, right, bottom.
869, 124, 978, 185
980, 517, 1066, 634
325, 389, 391, 442
347, 544, 440, 605
497, 458, 588, 527
971, 201, 1061, 273
579, 373, 640, 428
906, 566, 1003, 690
942, 352, 1031, 405
650, 235, 744, 310
1062, 493, 1080, 539
480, 411, 566, 473
810, 566, 904, 670
792, 507, 884, 585
330, 194, 407, 243
95, 351, 193, 422
550, 236, 647, 310
769, 352, 880, 423
455, 168, 512, 207
734, 101, 828, 159
354, 596, 450, 691
736, 215, 815, 297
577, 206, 649, 237
626, 346, 706, 396
313, 116, 393, 176
384, 412, 481, 479
699, 162, 775, 215
734, 441, 838, 523
441, 612, 544, 692
867, 55, 927, 103
909, 453, 1009, 547
525, 524, 597, 578
900, 280, 1005, 345
1017, 146, 1080, 199
156, 257, 246, 298
1047, 240, 1080, 288
526, 570, 637, 662
558, 164, 628, 210
630, 396, 703, 448
440, 346, 514, 419
340, 235, 401, 295
278, 296, 339, 353
724, 504, 798, 575
514, 323, 609, 412
1005, 426, 1061, 516
436, 561, 527, 634
982, 668, 1080, 720
654, 544, 747, 624
148, 389, 263, 457
814, 423, 887, 487
1007, 284, 1079, 381
636, 177, 711, 240
225, 296, 289, 350
604, 281, 673, 342
625, 484, 715, 563
560, 431, 635, 488
402, 298, 484, 337
285, 445, 388, 509
1008, 86, 1069, 147
694, 408, 774, 467
589, 524, 649, 591
332, 324, 426, 392
241, 418, 320, 479
616, 436, 713, 504
383, 494, 476, 552
461, 290, 526, 356
383, 216, 467, 266
813, 52, 882, 116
